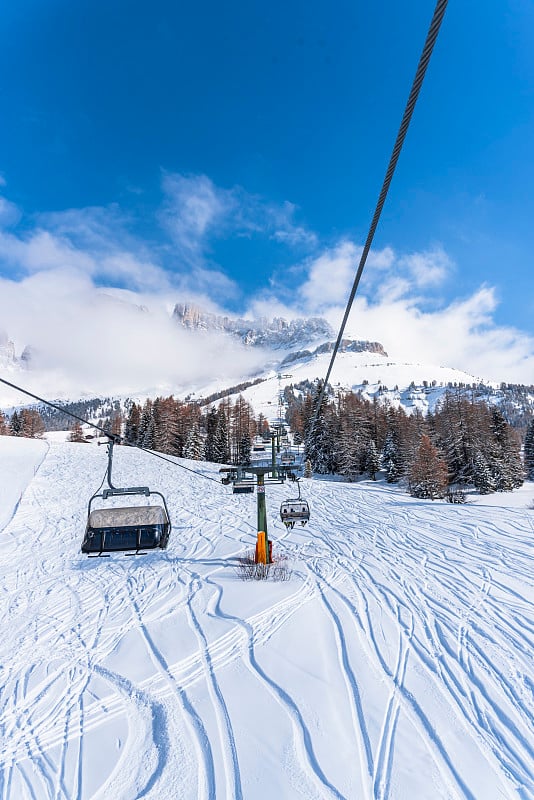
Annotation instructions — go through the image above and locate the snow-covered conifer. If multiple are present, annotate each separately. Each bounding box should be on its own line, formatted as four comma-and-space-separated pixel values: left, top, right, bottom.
9, 410, 22, 436
472, 451, 495, 494
237, 432, 252, 466
214, 407, 230, 464
124, 403, 140, 444
204, 407, 218, 462
137, 401, 153, 446
304, 383, 336, 474
183, 423, 204, 460
366, 439, 380, 481
142, 418, 156, 449
382, 430, 401, 483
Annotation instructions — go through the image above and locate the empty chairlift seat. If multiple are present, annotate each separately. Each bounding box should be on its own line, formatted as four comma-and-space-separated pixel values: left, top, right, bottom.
82, 504, 171, 554
233, 480, 255, 494
280, 499, 310, 528
81, 438, 172, 557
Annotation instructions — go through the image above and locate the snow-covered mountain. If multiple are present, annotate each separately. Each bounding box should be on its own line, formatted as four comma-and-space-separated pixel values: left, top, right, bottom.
173, 303, 335, 350
206, 347, 509, 425
0, 331, 18, 371
2, 306, 533, 425
0, 331, 32, 373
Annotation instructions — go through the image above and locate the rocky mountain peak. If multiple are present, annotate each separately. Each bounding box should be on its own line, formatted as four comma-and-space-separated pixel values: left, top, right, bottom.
172, 303, 335, 350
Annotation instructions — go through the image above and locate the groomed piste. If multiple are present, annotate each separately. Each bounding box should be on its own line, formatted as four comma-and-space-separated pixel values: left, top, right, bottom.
1, 436, 533, 799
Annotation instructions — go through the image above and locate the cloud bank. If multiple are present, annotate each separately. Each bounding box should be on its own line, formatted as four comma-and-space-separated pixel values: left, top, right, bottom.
0, 173, 532, 404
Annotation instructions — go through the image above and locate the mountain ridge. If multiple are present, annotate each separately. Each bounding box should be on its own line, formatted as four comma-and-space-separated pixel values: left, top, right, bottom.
172, 303, 335, 350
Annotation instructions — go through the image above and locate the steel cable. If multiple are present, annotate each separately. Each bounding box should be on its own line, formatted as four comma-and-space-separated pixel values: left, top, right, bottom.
309, 0, 448, 433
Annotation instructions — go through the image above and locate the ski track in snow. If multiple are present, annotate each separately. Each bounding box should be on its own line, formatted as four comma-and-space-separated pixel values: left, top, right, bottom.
1, 441, 533, 799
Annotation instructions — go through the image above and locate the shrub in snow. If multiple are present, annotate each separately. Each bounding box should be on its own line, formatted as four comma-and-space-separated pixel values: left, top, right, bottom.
235, 550, 292, 581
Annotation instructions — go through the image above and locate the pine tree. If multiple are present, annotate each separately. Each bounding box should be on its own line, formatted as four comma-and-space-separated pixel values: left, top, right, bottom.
338, 428, 361, 481
137, 401, 153, 446
304, 383, 336, 474
525, 419, 534, 481
9, 410, 22, 436
305, 412, 333, 473
142, 417, 156, 449
472, 450, 495, 494
382, 430, 401, 483
124, 403, 141, 444
489, 409, 523, 491
183, 422, 204, 460
204, 407, 218, 462
0, 410, 7, 435
237, 432, 252, 466
409, 435, 448, 499
213, 406, 230, 463
366, 439, 380, 480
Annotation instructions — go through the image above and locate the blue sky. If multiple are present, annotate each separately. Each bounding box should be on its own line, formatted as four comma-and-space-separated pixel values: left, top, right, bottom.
0, 0, 533, 386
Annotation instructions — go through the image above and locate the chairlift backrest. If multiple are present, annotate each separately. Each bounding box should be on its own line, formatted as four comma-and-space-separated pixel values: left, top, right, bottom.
280, 498, 310, 523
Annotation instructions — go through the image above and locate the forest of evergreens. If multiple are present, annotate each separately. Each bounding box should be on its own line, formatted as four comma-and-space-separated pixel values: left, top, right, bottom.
2, 383, 533, 500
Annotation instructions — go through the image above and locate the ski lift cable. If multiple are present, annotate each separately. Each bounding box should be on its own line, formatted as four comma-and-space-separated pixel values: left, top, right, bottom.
309, 0, 448, 432
0, 375, 223, 486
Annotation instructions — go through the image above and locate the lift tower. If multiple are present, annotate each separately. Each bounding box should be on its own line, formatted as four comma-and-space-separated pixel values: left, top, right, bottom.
220, 463, 298, 564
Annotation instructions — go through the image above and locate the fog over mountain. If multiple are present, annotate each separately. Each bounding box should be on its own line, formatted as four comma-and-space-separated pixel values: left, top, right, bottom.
1, 303, 533, 427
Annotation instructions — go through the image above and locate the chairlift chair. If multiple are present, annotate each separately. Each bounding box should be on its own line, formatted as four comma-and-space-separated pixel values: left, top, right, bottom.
233, 480, 255, 494
280, 451, 295, 465
81, 439, 171, 556
280, 480, 310, 529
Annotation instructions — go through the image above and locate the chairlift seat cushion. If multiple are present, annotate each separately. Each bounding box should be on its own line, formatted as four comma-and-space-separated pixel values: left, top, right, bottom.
82, 505, 170, 553
88, 505, 168, 528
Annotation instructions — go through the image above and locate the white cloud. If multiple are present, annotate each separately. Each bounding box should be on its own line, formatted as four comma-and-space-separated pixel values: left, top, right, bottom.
275, 238, 533, 383
0, 176, 531, 393
0, 196, 21, 228
160, 172, 316, 257
160, 173, 231, 257
0, 268, 265, 401
300, 241, 359, 310
300, 241, 397, 312
399, 247, 453, 288
244, 295, 300, 322
0, 229, 96, 274
328, 285, 534, 384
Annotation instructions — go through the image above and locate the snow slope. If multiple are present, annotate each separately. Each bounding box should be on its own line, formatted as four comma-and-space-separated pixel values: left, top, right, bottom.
1, 440, 533, 799
0, 436, 48, 531
200, 349, 493, 424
